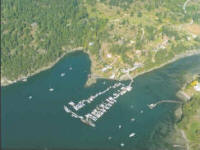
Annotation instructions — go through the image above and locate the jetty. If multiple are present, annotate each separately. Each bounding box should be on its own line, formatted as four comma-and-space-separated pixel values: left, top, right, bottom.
148, 100, 182, 109
67, 82, 124, 111
63, 80, 134, 127
63, 69, 135, 127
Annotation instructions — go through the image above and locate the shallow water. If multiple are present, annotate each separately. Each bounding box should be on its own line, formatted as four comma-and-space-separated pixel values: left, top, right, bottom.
1, 52, 200, 150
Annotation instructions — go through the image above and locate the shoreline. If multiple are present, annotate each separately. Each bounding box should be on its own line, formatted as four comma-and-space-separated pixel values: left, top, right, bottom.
1, 47, 83, 87
126, 49, 200, 81
171, 75, 200, 150
86, 49, 200, 87
1, 49, 200, 87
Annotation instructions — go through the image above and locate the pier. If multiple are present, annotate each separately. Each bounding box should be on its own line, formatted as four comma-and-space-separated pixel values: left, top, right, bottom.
68, 82, 124, 111
64, 79, 134, 127
148, 100, 182, 109
63, 66, 136, 127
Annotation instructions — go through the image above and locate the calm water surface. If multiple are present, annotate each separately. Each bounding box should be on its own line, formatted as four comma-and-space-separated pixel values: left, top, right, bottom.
2, 52, 200, 150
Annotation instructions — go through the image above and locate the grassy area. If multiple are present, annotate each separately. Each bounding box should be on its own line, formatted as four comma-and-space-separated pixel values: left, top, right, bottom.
85, 0, 200, 80
177, 78, 200, 150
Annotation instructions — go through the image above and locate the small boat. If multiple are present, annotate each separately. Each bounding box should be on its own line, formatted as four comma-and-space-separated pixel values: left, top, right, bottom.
126, 86, 132, 91
28, 96, 32, 99
129, 132, 135, 138
64, 105, 70, 113
49, 88, 54, 92
60, 73, 65, 77
130, 118, 135, 122
148, 104, 157, 109
81, 118, 96, 127
120, 143, 125, 147
108, 136, 112, 140
69, 67, 72, 70
118, 125, 122, 129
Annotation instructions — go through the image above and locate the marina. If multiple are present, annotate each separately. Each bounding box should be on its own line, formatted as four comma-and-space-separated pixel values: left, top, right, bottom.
63, 79, 134, 127
2, 52, 200, 150
67, 82, 124, 111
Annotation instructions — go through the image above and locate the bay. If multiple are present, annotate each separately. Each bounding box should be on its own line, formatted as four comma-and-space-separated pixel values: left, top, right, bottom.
1, 51, 200, 150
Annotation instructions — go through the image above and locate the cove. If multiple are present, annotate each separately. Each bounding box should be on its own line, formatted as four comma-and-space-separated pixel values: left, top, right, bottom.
1, 51, 200, 150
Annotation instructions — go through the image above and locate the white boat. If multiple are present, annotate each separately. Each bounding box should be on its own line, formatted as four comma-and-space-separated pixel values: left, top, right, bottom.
129, 132, 135, 138
118, 125, 122, 129
104, 105, 110, 110
68, 101, 75, 106
60, 73, 66, 77
64, 105, 70, 113
81, 117, 96, 127
108, 136, 112, 140
69, 67, 72, 70
130, 118, 135, 122
71, 113, 78, 118
120, 143, 125, 147
49, 88, 54, 92
126, 86, 132, 91
91, 110, 97, 116
28, 96, 32, 99
148, 104, 156, 109
106, 103, 112, 107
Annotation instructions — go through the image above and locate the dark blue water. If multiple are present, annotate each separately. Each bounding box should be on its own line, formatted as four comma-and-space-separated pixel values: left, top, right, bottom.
1, 51, 200, 150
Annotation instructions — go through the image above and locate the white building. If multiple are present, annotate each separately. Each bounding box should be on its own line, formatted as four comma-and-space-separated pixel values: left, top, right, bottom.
194, 83, 200, 91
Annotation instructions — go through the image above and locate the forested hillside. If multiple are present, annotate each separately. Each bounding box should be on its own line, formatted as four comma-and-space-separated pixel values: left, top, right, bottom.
1, 0, 107, 81
1, 0, 200, 85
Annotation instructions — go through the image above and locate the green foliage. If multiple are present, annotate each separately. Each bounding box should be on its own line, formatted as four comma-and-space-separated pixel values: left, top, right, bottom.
161, 26, 180, 40
177, 94, 200, 149
180, 95, 200, 124
145, 25, 156, 41
1, 0, 107, 80
110, 44, 130, 56
1, 0, 199, 82
108, 0, 133, 10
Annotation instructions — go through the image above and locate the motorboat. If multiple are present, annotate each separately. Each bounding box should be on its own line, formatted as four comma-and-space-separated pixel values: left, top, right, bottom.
120, 143, 125, 147
129, 132, 135, 138
60, 73, 66, 77
64, 105, 71, 113
118, 125, 122, 129
81, 118, 96, 127
130, 118, 135, 122
49, 88, 54, 92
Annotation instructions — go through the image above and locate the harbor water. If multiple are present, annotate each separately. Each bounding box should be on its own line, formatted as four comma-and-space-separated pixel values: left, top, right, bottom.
1, 51, 200, 150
